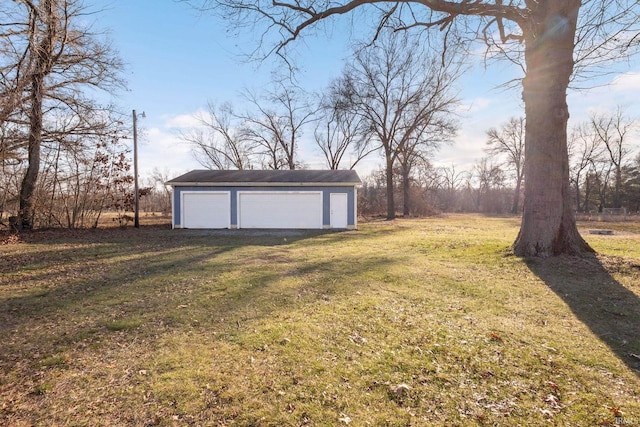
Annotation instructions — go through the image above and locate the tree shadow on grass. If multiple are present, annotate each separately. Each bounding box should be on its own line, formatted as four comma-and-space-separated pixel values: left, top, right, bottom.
525, 254, 640, 376
0, 224, 400, 365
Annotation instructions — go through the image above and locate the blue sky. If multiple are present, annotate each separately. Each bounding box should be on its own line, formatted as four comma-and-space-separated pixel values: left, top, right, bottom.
94, 0, 640, 182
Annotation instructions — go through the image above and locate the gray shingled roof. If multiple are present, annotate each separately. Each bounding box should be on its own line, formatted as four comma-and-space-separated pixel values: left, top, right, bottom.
166, 169, 361, 185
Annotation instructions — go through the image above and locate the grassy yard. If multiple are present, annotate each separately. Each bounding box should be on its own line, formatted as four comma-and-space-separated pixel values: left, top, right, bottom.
1, 215, 639, 426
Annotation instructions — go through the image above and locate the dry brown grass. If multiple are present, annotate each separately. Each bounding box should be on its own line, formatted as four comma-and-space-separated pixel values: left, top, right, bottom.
93, 211, 172, 228
1, 215, 639, 426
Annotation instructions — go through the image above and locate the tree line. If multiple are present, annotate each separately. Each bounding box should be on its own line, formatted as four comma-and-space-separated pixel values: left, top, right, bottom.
354, 111, 639, 219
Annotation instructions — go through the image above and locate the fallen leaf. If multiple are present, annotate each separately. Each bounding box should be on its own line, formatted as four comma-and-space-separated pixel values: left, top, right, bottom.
544, 394, 563, 409
389, 383, 412, 396
338, 415, 351, 424
488, 332, 503, 342
539, 408, 554, 418
545, 381, 559, 391
349, 332, 367, 344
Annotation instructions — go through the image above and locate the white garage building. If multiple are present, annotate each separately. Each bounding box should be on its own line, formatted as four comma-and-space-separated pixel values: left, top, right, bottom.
166, 170, 361, 230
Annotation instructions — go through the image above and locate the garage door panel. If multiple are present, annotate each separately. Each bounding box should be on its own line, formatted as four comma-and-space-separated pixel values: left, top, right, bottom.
182, 192, 230, 228
239, 192, 322, 229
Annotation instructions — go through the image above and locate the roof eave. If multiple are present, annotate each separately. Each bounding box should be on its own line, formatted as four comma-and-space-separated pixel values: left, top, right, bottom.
166, 181, 362, 187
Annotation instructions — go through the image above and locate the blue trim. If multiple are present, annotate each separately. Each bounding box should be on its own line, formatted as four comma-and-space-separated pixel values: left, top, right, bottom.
172, 185, 356, 228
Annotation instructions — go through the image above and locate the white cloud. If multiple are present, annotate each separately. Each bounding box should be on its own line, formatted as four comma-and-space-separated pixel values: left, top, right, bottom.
567, 68, 640, 124
439, 91, 524, 171
436, 127, 487, 170
163, 111, 206, 129
461, 97, 492, 114
136, 126, 200, 181
611, 71, 640, 92
132, 109, 230, 180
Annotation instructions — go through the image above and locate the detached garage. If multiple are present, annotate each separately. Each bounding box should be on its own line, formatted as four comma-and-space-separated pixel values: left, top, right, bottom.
166, 170, 361, 230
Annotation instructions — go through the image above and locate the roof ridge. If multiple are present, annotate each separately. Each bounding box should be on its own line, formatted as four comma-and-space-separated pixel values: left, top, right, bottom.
166, 169, 362, 185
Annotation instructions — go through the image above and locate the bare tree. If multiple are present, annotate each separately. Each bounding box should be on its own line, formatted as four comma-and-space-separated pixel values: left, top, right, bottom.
336, 31, 461, 219
142, 167, 173, 214
471, 157, 507, 213
397, 113, 458, 216
568, 122, 605, 213
623, 154, 640, 212
180, 102, 256, 170
0, 160, 22, 226
190, 0, 640, 256
589, 107, 636, 208
432, 164, 468, 212
240, 78, 316, 170
315, 81, 374, 170
1, 0, 124, 229
591, 155, 615, 213
0, 124, 24, 165
485, 117, 525, 214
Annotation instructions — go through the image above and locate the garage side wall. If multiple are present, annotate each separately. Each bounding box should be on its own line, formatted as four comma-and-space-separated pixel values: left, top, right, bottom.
171, 186, 357, 229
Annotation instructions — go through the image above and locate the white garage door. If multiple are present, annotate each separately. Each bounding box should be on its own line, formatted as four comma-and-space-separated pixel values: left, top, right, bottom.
238, 192, 323, 229
182, 192, 230, 228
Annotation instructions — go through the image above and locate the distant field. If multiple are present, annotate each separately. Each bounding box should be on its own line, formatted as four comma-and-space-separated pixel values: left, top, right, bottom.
95, 211, 172, 228
1, 215, 639, 426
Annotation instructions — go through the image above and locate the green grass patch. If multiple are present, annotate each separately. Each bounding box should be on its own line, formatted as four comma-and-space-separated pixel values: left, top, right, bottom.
105, 317, 144, 331
1, 216, 639, 426
38, 354, 68, 369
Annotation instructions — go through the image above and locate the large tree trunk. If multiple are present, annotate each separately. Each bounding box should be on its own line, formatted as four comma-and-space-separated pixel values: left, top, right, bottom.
18, 72, 45, 230
513, 1, 593, 257
18, 0, 56, 230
